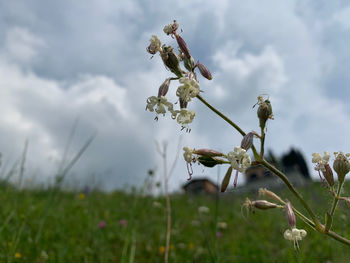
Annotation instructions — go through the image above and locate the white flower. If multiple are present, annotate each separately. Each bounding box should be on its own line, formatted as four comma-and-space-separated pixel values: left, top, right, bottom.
183, 147, 194, 163
176, 108, 195, 125
147, 35, 162, 54
227, 147, 251, 172
284, 227, 307, 249
176, 77, 200, 102
312, 151, 330, 171
163, 21, 179, 35
217, 222, 227, 229
146, 96, 174, 116
198, 206, 210, 213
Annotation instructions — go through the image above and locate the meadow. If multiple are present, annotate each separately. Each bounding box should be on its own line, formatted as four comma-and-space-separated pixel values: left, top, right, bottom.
1, 180, 350, 263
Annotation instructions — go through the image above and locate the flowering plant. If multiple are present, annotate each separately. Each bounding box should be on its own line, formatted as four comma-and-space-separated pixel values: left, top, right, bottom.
146, 20, 350, 248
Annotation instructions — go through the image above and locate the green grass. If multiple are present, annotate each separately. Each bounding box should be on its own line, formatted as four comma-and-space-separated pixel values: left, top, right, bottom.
1, 182, 350, 262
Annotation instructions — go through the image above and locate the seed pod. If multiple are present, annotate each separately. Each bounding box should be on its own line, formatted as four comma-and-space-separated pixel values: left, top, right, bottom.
221, 166, 233, 192
194, 149, 223, 157
160, 46, 183, 78
285, 201, 296, 228
176, 34, 191, 58
197, 61, 212, 80
241, 132, 256, 151
197, 156, 225, 168
333, 152, 350, 183
322, 164, 334, 187
157, 78, 171, 97
257, 99, 273, 129
252, 200, 280, 210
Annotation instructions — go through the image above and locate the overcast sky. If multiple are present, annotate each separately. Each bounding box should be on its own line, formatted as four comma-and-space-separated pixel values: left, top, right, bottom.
1, 0, 350, 191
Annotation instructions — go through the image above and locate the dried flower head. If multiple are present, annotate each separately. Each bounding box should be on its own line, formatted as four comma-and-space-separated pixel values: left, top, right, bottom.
312, 151, 330, 172
256, 96, 273, 128
163, 20, 179, 35
147, 35, 162, 54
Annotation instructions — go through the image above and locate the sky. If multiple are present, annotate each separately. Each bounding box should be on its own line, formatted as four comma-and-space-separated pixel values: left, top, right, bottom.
1, 0, 350, 191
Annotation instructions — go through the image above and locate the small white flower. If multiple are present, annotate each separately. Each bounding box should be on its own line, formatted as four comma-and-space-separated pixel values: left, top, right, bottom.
176, 77, 200, 102
183, 147, 194, 163
312, 151, 330, 171
163, 21, 179, 35
198, 206, 210, 213
146, 96, 174, 116
147, 35, 162, 54
227, 147, 251, 172
217, 222, 227, 229
176, 108, 195, 125
284, 227, 307, 249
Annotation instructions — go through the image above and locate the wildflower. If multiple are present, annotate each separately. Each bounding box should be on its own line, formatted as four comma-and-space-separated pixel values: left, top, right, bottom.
243, 198, 281, 212
198, 206, 210, 213
183, 147, 194, 163
188, 242, 194, 250
14, 253, 22, 259
216, 231, 223, 238
153, 201, 162, 208
285, 201, 296, 228
98, 221, 106, 229
284, 228, 307, 250
333, 151, 350, 182
159, 246, 166, 254
176, 77, 200, 102
146, 96, 174, 117
175, 34, 191, 58
147, 35, 162, 54
312, 151, 330, 172
119, 219, 127, 227
227, 146, 251, 187
160, 45, 183, 77
176, 108, 195, 126
78, 193, 85, 200
217, 222, 227, 229
163, 20, 179, 35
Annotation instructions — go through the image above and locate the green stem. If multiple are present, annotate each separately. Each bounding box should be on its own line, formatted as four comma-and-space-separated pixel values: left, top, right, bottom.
260, 126, 265, 159
330, 180, 344, 217
260, 159, 323, 231
196, 95, 259, 159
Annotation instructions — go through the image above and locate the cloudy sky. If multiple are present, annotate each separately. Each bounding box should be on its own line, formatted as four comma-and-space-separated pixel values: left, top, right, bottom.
1, 0, 350, 191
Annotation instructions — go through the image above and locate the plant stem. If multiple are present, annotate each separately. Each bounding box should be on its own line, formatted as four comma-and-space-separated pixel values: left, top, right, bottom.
196, 95, 259, 159
260, 159, 323, 231
330, 180, 344, 217
260, 126, 265, 159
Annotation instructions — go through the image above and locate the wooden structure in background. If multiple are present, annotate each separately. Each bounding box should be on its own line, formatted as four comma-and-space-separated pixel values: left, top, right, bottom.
182, 178, 218, 195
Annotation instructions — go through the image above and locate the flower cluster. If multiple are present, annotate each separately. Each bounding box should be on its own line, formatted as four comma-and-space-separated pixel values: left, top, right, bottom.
284, 228, 307, 249
312, 151, 330, 172
227, 147, 251, 173
146, 20, 212, 131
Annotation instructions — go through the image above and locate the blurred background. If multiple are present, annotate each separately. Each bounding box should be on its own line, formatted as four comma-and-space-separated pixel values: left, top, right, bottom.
1, 0, 350, 191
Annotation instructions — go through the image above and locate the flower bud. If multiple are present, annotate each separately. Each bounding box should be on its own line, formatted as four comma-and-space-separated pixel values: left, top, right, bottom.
333, 152, 350, 182
322, 163, 334, 187
221, 166, 232, 192
259, 188, 284, 204
240, 132, 257, 151
285, 201, 296, 228
197, 61, 212, 80
252, 200, 280, 210
194, 148, 223, 157
176, 34, 191, 58
157, 78, 171, 97
197, 156, 224, 168
160, 46, 183, 78
257, 98, 273, 129
184, 56, 195, 71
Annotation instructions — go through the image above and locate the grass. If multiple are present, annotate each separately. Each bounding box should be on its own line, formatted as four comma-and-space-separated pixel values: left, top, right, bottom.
1, 181, 350, 262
